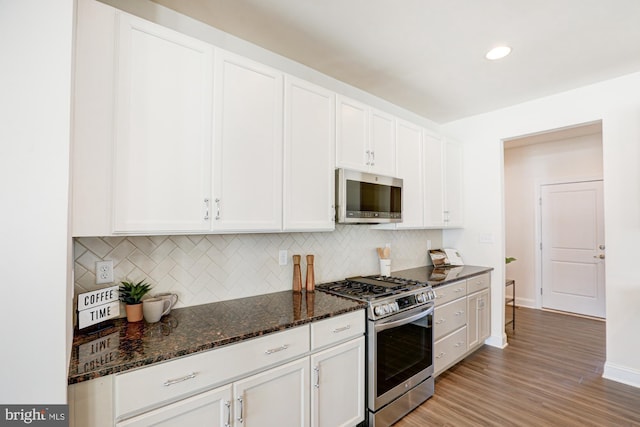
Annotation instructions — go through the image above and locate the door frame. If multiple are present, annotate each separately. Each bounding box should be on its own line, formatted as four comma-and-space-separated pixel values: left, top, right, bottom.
534, 176, 604, 310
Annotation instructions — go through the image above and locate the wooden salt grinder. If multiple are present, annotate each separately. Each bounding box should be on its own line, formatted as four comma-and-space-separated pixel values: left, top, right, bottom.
306, 254, 315, 292
292, 255, 302, 293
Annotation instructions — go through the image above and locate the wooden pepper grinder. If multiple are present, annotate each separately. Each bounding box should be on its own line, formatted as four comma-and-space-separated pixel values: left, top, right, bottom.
292, 255, 302, 293
305, 254, 315, 292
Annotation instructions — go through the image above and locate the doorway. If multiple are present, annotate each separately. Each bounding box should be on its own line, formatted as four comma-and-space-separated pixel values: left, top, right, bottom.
503, 121, 604, 317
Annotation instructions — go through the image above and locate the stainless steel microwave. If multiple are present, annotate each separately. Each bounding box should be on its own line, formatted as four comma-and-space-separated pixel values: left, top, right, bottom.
335, 169, 403, 223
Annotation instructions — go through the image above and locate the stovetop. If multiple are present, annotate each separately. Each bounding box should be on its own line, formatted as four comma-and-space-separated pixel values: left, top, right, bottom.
316, 275, 435, 320
316, 275, 427, 301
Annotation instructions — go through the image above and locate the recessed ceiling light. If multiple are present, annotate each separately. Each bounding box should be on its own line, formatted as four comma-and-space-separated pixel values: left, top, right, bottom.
486, 46, 512, 60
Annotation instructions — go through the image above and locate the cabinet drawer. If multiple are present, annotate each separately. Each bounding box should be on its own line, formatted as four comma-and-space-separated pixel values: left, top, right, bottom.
433, 280, 467, 306
433, 298, 467, 341
434, 326, 467, 375
115, 326, 309, 418
311, 310, 365, 350
467, 273, 490, 293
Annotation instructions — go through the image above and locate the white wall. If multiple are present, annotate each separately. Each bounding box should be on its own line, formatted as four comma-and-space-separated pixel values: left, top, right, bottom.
504, 132, 603, 308
0, 0, 74, 403
442, 72, 640, 387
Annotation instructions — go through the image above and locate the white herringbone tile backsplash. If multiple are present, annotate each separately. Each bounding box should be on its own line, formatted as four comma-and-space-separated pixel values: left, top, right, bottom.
74, 225, 442, 308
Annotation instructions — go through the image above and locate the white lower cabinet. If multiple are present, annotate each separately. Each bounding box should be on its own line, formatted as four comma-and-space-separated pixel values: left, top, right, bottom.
70, 311, 365, 427
311, 338, 365, 427
233, 358, 309, 427
467, 288, 491, 349
116, 385, 232, 427
433, 273, 491, 376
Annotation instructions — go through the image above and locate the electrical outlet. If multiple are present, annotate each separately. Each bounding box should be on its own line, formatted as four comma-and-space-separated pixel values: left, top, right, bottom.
278, 250, 288, 266
96, 260, 114, 284
385, 243, 391, 248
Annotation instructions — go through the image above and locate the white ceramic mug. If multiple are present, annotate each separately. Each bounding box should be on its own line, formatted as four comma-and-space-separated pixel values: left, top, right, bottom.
379, 259, 391, 277
153, 293, 178, 314
143, 297, 171, 323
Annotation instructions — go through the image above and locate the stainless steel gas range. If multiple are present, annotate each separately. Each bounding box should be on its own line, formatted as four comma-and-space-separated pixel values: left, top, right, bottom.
317, 275, 436, 427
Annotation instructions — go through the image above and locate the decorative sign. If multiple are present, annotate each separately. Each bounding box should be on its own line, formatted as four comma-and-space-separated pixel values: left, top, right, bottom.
78, 285, 120, 329
78, 332, 120, 374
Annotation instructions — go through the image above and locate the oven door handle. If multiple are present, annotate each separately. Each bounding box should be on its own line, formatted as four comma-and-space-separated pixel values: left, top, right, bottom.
374, 305, 433, 333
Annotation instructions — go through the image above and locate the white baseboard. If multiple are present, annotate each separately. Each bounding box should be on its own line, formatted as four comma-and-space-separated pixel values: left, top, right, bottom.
513, 297, 536, 309
485, 333, 507, 349
603, 362, 640, 389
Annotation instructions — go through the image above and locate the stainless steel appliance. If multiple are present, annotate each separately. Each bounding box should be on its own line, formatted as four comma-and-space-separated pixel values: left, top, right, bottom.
317, 275, 435, 426
335, 168, 403, 224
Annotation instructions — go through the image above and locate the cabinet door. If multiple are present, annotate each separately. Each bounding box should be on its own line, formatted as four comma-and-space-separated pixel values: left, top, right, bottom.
467, 288, 490, 349
116, 384, 232, 427
113, 13, 213, 233
284, 77, 335, 231
310, 338, 365, 427
336, 95, 369, 172
233, 358, 309, 427
72, 0, 116, 237
213, 50, 283, 232
395, 120, 424, 228
423, 132, 446, 227
369, 109, 396, 176
444, 139, 464, 227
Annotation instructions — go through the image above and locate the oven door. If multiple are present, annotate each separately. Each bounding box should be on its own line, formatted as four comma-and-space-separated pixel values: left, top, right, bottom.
368, 304, 434, 411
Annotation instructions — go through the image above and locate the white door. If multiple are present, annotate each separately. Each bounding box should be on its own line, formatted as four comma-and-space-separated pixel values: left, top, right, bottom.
113, 13, 213, 233
395, 120, 424, 229
116, 385, 232, 427
369, 109, 396, 176
283, 77, 335, 231
310, 338, 365, 427
336, 95, 369, 172
213, 50, 283, 232
541, 181, 605, 318
233, 358, 309, 427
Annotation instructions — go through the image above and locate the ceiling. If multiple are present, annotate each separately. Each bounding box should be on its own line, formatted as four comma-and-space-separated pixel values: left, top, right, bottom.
150, 0, 640, 124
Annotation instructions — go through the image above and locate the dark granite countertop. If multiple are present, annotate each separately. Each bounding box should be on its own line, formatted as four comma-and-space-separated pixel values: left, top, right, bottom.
68, 290, 365, 385
391, 264, 493, 287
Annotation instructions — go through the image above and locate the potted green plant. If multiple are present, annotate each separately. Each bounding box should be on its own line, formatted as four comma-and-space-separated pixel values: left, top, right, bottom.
119, 280, 152, 322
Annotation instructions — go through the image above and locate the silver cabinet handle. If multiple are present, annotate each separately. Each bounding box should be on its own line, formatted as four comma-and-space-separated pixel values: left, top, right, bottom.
455, 341, 464, 348
204, 198, 210, 220
237, 396, 243, 423
215, 198, 221, 220
163, 372, 197, 387
365, 150, 371, 165
265, 344, 289, 355
436, 352, 445, 359
332, 324, 351, 333
313, 366, 320, 389
224, 400, 231, 427
435, 319, 445, 325
455, 310, 465, 316
454, 287, 464, 293
370, 150, 375, 166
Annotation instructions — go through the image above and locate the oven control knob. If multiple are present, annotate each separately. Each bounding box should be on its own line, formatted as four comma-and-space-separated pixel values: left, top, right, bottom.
391, 302, 399, 312
416, 293, 425, 303
382, 304, 390, 314
374, 305, 383, 316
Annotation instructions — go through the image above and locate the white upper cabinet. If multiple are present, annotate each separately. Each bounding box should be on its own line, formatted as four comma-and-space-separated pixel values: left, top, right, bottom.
212, 50, 283, 232
284, 77, 335, 231
369, 109, 397, 176
444, 139, 464, 227
424, 134, 464, 228
72, 0, 116, 237
395, 120, 424, 229
112, 12, 214, 233
336, 95, 396, 176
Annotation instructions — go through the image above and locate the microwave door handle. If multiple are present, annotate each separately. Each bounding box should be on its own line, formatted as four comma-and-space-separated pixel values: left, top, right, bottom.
374, 306, 433, 333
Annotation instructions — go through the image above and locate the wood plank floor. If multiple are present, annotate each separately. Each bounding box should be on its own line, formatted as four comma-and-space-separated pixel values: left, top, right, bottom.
395, 307, 640, 426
